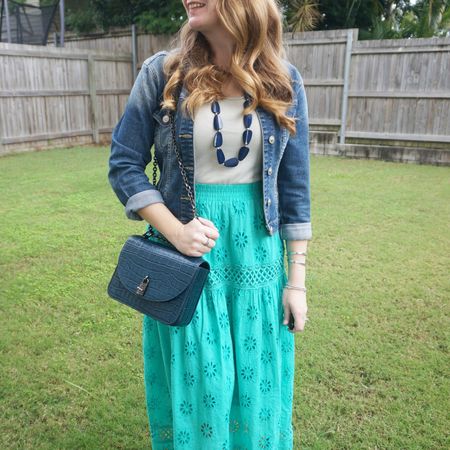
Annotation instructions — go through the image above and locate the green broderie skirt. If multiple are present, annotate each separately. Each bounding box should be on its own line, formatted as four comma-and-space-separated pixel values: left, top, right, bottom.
142, 181, 295, 449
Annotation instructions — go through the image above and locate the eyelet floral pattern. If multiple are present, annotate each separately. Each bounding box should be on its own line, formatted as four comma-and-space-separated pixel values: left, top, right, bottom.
221, 343, 231, 360
261, 349, 274, 365
240, 393, 252, 408
203, 361, 218, 378
240, 365, 255, 381
255, 244, 268, 262
177, 429, 191, 445
218, 311, 230, 329
258, 435, 272, 449
142, 181, 295, 449
244, 335, 257, 352
246, 304, 259, 320
259, 407, 272, 422
183, 371, 195, 387
200, 422, 213, 438
232, 200, 246, 215
179, 400, 193, 416
214, 247, 229, 262
234, 231, 248, 248
203, 393, 217, 408
205, 329, 217, 345
259, 379, 272, 394
184, 339, 197, 357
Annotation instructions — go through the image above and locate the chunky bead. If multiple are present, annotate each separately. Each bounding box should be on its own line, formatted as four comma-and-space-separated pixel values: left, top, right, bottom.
224, 157, 239, 167
238, 146, 249, 161
211, 101, 220, 114
216, 148, 225, 164
243, 114, 252, 128
213, 114, 223, 131
243, 129, 253, 145
213, 131, 223, 148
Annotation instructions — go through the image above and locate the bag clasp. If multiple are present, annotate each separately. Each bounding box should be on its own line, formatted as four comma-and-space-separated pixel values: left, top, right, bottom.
136, 276, 150, 296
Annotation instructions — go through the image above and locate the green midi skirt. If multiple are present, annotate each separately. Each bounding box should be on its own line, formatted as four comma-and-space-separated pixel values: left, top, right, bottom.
142, 181, 295, 449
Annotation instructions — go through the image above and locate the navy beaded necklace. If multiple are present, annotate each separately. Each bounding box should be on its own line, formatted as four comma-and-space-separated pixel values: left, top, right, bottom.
211, 94, 253, 167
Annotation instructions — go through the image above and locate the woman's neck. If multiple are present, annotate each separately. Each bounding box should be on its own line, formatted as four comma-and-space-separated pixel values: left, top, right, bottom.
201, 29, 234, 70
200, 30, 244, 97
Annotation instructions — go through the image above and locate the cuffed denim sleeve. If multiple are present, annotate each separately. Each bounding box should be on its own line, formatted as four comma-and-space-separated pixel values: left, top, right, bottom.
278, 66, 312, 241
108, 51, 168, 221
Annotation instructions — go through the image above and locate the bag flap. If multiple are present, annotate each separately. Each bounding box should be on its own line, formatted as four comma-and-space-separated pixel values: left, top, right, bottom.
116, 235, 209, 302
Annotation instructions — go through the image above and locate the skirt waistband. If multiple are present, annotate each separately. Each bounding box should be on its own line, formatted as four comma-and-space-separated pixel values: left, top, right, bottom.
194, 180, 263, 202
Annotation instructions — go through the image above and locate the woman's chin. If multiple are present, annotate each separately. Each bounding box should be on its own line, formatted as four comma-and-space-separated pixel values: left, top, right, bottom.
188, 17, 216, 32
188, 19, 204, 31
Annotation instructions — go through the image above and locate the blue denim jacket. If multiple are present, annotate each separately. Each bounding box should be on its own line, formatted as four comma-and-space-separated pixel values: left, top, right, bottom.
108, 50, 312, 241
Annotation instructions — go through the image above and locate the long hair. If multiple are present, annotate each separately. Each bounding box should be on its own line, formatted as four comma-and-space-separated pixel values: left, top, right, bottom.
161, 0, 297, 135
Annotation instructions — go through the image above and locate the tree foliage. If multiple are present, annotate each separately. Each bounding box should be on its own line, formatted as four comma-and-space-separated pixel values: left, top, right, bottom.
284, 0, 450, 38
65, 0, 186, 34
62, 0, 449, 39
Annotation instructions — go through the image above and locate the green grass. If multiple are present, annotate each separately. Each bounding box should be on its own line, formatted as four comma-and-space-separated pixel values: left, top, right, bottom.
0, 146, 448, 449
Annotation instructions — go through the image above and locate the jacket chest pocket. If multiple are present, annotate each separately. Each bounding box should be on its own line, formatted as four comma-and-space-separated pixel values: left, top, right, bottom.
152, 108, 173, 158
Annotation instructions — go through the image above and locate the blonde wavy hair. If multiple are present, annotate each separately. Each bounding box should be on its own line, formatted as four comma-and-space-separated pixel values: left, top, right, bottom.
161, 0, 297, 135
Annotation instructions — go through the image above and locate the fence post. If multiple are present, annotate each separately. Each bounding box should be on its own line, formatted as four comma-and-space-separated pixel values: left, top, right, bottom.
340, 29, 353, 145
131, 24, 138, 81
87, 54, 99, 144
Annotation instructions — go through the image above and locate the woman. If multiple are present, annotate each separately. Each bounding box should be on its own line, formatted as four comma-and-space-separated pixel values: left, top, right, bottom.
108, 0, 312, 448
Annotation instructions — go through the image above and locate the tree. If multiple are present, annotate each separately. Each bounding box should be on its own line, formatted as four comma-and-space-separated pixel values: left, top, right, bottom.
64, 0, 186, 35
62, 0, 449, 39
399, 0, 450, 37
285, 0, 449, 39
287, 0, 323, 34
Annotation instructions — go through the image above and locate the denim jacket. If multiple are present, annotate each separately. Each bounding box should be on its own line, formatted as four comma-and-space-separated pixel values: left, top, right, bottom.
108, 50, 312, 241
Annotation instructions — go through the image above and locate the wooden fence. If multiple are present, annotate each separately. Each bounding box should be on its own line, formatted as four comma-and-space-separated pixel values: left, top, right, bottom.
56, 31, 173, 68
285, 29, 450, 165
1, 29, 450, 165
0, 42, 132, 155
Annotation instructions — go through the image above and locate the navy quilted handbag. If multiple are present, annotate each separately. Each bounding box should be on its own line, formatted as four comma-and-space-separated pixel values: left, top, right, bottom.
107, 99, 210, 326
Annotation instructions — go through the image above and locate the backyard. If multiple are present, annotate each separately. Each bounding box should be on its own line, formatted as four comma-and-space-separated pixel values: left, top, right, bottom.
0, 146, 448, 449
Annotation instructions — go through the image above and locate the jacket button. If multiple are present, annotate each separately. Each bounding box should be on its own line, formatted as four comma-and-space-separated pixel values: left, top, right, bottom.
268, 225, 273, 233
267, 166, 273, 176
268, 135, 275, 144
266, 198, 272, 207
162, 114, 170, 124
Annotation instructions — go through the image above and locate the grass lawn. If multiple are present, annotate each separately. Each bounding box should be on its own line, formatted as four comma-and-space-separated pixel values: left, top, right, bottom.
0, 146, 448, 449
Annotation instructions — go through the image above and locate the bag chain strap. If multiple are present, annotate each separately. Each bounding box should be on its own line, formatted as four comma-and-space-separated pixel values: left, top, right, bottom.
143, 85, 198, 244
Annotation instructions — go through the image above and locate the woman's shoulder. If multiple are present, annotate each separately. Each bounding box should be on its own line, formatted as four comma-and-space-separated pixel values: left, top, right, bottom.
281, 58, 304, 89
141, 50, 170, 73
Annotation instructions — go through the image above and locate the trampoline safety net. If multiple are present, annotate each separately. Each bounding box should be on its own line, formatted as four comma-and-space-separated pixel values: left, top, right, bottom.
1, 0, 59, 45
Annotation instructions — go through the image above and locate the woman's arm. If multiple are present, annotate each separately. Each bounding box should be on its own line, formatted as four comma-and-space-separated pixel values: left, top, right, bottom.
137, 203, 183, 243
277, 65, 312, 242
282, 238, 308, 333
137, 203, 220, 257
286, 239, 308, 287
108, 52, 167, 221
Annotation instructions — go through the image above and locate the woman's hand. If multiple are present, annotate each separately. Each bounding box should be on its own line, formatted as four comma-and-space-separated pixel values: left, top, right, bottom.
171, 216, 220, 257
282, 288, 308, 333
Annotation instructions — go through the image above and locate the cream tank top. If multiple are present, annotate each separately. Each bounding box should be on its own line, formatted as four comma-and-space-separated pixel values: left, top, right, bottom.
192, 96, 263, 184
